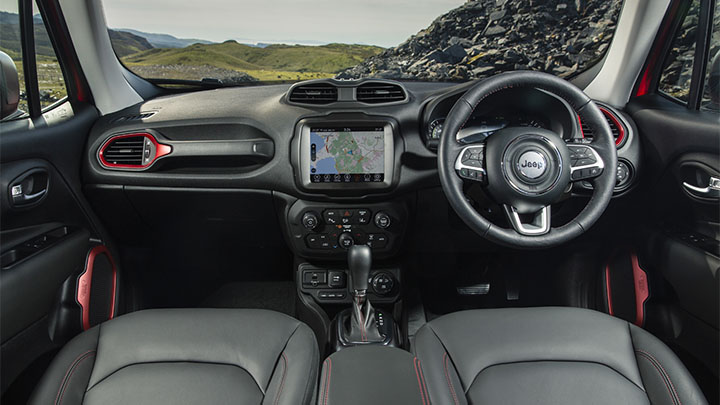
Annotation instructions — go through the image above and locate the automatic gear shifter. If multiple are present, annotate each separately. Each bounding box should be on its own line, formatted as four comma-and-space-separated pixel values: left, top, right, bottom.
349, 244, 371, 293
345, 245, 383, 343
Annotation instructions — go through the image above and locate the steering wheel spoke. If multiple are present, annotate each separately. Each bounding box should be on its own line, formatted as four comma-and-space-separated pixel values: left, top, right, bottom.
569, 144, 604, 181
454, 144, 487, 184
503, 204, 551, 236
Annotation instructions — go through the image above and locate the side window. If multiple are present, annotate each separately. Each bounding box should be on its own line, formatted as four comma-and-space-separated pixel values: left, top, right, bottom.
34, 10, 67, 109
700, 1, 719, 111
658, 0, 700, 104
0, 0, 68, 120
0, 2, 28, 116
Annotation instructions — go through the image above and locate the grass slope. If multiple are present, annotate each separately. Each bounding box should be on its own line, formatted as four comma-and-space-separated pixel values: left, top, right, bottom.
108, 30, 154, 57
122, 41, 383, 75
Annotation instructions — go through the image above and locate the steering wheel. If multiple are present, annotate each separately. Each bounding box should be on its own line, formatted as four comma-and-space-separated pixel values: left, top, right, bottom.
438, 71, 618, 248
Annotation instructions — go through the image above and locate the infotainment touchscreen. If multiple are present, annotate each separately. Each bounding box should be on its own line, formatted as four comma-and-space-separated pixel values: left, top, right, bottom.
309, 127, 385, 183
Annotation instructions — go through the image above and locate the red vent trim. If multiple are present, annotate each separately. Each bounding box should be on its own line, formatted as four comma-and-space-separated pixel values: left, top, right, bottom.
98, 133, 172, 169
599, 107, 626, 146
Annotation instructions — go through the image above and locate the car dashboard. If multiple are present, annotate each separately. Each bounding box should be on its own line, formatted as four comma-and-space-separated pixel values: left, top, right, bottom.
83, 79, 641, 270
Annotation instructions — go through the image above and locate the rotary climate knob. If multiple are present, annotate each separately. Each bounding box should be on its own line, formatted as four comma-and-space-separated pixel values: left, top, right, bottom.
301, 212, 319, 230
374, 212, 391, 229
338, 232, 355, 249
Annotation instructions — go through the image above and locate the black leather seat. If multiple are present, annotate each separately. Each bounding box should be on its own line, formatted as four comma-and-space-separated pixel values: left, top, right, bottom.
414, 307, 707, 405
30, 308, 319, 405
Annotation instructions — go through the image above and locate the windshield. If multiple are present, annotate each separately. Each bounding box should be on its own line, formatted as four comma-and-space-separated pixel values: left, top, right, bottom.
103, 0, 622, 85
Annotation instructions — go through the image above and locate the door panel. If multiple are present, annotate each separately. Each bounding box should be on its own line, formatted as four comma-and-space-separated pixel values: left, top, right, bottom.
0, 104, 104, 398
627, 94, 719, 398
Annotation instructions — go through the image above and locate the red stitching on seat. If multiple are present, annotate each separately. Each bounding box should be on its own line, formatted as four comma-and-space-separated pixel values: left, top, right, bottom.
443, 352, 460, 405
413, 357, 427, 405
323, 358, 332, 405
273, 353, 288, 405
416, 358, 430, 402
55, 350, 96, 405
636, 350, 682, 405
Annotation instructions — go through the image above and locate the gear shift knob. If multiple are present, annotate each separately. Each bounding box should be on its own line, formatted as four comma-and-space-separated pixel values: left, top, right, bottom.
348, 245, 371, 293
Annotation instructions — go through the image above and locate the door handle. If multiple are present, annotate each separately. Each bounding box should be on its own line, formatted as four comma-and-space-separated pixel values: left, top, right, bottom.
682, 176, 720, 199
9, 168, 49, 207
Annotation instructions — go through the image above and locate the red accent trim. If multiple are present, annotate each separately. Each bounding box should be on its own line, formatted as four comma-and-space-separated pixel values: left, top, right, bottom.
577, 114, 585, 138
599, 107, 626, 147
605, 263, 614, 316
77, 246, 118, 330
98, 133, 172, 169
577, 109, 625, 146
631, 254, 649, 326
443, 352, 460, 405
413, 357, 428, 405
635, 0, 683, 96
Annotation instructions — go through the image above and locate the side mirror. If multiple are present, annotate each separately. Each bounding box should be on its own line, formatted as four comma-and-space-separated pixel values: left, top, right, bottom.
0, 51, 20, 120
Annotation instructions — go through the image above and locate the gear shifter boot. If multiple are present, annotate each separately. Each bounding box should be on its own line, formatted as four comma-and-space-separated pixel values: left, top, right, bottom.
346, 294, 384, 343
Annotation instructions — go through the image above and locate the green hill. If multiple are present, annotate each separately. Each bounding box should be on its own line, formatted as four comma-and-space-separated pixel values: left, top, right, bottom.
121, 41, 384, 79
107, 30, 154, 57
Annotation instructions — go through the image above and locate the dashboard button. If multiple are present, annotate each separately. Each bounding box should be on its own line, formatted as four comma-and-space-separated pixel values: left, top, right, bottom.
324, 209, 340, 225
356, 209, 371, 224
371, 272, 394, 295
303, 270, 327, 286
328, 271, 346, 288
306, 234, 321, 248
367, 233, 388, 248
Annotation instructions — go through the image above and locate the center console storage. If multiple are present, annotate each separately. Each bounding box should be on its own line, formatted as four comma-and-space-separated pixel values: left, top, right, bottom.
318, 346, 429, 405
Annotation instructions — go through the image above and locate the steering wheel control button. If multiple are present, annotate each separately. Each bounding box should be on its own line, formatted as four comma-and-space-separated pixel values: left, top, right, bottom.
571, 167, 603, 181
374, 212, 391, 229
371, 272, 395, 295
338, 232, 355, 249
301, 212, 319, 230
456, 145, 488, 183
570, 145, 604, 181
516, 151, 547, 179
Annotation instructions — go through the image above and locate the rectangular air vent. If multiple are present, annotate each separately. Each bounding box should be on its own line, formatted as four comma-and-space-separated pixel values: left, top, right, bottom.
356, 83, 406, 104
580, 108, 625, 147
102, 136, 145, 166
288, 84, 338, 104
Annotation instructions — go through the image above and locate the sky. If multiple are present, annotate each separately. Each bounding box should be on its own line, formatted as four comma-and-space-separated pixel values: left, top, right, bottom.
100, 0, 466, 47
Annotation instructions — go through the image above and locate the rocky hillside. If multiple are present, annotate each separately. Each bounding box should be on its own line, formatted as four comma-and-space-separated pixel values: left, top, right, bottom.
337, 0, 622, 81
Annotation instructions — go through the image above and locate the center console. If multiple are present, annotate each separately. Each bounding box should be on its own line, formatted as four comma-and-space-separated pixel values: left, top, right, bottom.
286, 114, 408, 356
318, 346, 428, 405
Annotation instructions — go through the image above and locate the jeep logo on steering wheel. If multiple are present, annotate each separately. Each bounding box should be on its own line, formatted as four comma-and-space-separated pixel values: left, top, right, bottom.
517, 151, 547, 179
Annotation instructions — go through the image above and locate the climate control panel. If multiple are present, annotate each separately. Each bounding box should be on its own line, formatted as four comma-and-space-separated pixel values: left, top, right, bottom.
286, 200, 408, 258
